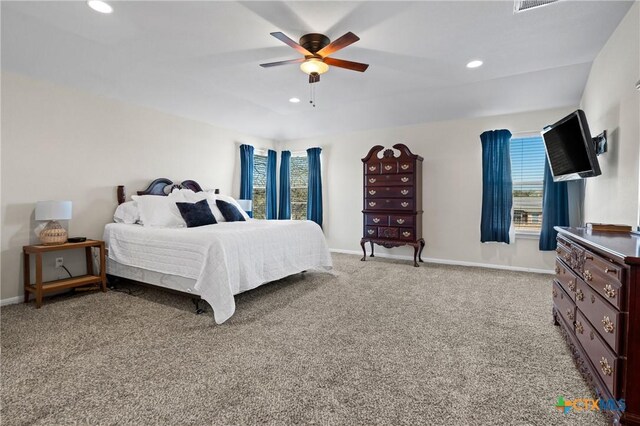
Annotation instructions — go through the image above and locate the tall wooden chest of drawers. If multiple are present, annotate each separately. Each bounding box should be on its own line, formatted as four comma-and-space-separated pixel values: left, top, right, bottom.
360, 144, 425, 267
553, 227, 640, 425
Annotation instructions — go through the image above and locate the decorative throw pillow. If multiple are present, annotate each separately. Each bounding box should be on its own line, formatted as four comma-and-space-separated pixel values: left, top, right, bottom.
216, 199, 246, 222
216, 194, 251, 220
175, 199, 217, 228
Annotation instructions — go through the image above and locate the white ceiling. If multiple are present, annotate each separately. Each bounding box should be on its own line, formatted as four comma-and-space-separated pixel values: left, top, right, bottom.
1, 1, 633, 141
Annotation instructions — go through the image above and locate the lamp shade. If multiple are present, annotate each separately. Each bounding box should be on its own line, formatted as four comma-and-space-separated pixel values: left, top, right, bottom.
35, 201, 72, 221
236, 199, 252, 212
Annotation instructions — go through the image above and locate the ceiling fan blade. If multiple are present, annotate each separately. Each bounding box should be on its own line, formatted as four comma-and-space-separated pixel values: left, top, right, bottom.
324, 57, 369, 72
270, 32, 312, 56
260, 58, 305, 68
316, 32, 360, 57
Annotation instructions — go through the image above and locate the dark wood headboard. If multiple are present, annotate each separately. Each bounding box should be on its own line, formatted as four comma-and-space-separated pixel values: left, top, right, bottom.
117, 179, 218, 205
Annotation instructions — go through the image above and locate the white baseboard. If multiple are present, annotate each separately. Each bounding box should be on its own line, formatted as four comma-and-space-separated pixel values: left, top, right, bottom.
329, 248, 554, 275
0, 295, 24, 307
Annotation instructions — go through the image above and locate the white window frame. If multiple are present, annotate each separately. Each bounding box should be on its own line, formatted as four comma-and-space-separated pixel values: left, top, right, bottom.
511, 131, 545, 239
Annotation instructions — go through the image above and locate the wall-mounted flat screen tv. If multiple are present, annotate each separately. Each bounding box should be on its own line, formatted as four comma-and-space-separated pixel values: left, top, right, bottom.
541, 109, 601, 182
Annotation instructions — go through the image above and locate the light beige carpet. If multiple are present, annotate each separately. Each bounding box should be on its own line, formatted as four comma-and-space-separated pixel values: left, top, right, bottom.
1, 253, 605, 425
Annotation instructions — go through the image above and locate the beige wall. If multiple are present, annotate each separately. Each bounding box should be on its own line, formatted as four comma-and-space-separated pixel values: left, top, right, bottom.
281, 107, 575, 272
1, 72, 274, 301
580, 2, 640, 226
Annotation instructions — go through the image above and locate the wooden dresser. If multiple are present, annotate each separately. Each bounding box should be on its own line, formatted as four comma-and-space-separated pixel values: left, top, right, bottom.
553, 227, 640, 425
360, 144, 425, 267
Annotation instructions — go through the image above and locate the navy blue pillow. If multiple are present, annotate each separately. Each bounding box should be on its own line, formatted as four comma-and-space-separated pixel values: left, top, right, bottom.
175, 199, 217, 228
216, 199, 246, 222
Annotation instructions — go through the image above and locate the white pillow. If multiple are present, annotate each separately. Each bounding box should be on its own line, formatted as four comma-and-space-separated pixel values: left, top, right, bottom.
113, 201, 140, 224
216, 194, 251, 220
131, 193, 187, 228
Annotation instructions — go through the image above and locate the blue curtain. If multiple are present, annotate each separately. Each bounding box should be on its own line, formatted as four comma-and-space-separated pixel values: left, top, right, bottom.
307, 147, 323, 227
266, 149, 277, 219
278, 151, 291, 219
239, 144, 254, 218
539, 160, 570, 250
480, 129, 513, 243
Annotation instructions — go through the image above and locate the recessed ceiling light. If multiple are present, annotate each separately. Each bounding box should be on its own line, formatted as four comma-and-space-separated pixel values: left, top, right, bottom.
87, 1, 113, 14
466, 60, 483, 69
289, 97, 300, 103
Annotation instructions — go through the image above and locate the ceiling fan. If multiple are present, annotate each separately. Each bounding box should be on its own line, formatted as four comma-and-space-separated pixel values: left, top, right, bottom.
260, 32, 369, 84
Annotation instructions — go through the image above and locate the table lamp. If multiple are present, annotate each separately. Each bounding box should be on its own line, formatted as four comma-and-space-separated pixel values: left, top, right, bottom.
35, 201, 72, 245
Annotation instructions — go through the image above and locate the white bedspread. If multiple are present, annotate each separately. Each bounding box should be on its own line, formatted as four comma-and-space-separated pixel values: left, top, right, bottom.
103, 220, 332, 323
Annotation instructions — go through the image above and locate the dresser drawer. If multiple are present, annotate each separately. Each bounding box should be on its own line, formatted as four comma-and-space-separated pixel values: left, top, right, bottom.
365, 162, 380, 174
556, 244, 572, 266
575, 310, 620, 397
366, 174, 412, 186
364, 226, 378, 237
555, 259, 578, 300
389, 215, 414, 227
398, 161, 414, 173
381, 162, 397, 174
557, 235, 585, 275
366, 199, 413, 211
365, 214, 389, 226
582, 251, 624, 310
378, 227, 399, 239
398, 228, 415, 240
553, 280, 576, 326
575, 279, 622, 353
365, 187, 413, 198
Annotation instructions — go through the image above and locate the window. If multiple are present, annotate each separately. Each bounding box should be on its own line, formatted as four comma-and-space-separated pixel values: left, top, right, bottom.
290, 154, 308, 220
252, 154, 267, 219
511, 135, 546, 234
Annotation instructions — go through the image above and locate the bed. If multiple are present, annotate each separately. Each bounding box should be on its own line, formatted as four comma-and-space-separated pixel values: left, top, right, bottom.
105, 178, 333, 324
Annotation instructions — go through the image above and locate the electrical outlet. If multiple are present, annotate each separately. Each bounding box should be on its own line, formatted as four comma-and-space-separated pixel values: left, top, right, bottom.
55, 257, 64, 268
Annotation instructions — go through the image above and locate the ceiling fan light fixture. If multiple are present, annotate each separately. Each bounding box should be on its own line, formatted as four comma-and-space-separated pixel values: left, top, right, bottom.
300, 58, 329, 75
466, 60, 483, 69
87, 0, 113, 14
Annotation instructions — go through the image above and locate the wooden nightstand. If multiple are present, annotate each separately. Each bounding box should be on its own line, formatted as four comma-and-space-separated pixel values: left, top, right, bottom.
23, 240, 107, 308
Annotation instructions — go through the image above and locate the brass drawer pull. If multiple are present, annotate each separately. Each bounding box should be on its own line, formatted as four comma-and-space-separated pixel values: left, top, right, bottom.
566, 309, 574, 321
591, 295, 596, 304
401, 177, 409, 183
372, 218, 380, 223
402, 231, 411, 237
602, 316, 615, 333
369, 166, 376, 171
552, 288, 558, 298
590, 331, 595, 340
604, 284, 616, 298
369, 178, 376, 183
575, 321, 584, 334
401, 164, 410, 170
604, 267, 617, 275
367, 229, 375, 235
600, 357, 613, 376
369, 202, 376, 207
576, 289, 584, 301
555, 266, 560, 274
401, 190, 409, 195
369, 190, 376, 195
384, 165, 393, 171
568, 280, 576, 292
396, 219, 405, 224
584, 255, 593, 261
401, 202, 409, 207
584, 269, 593, 281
